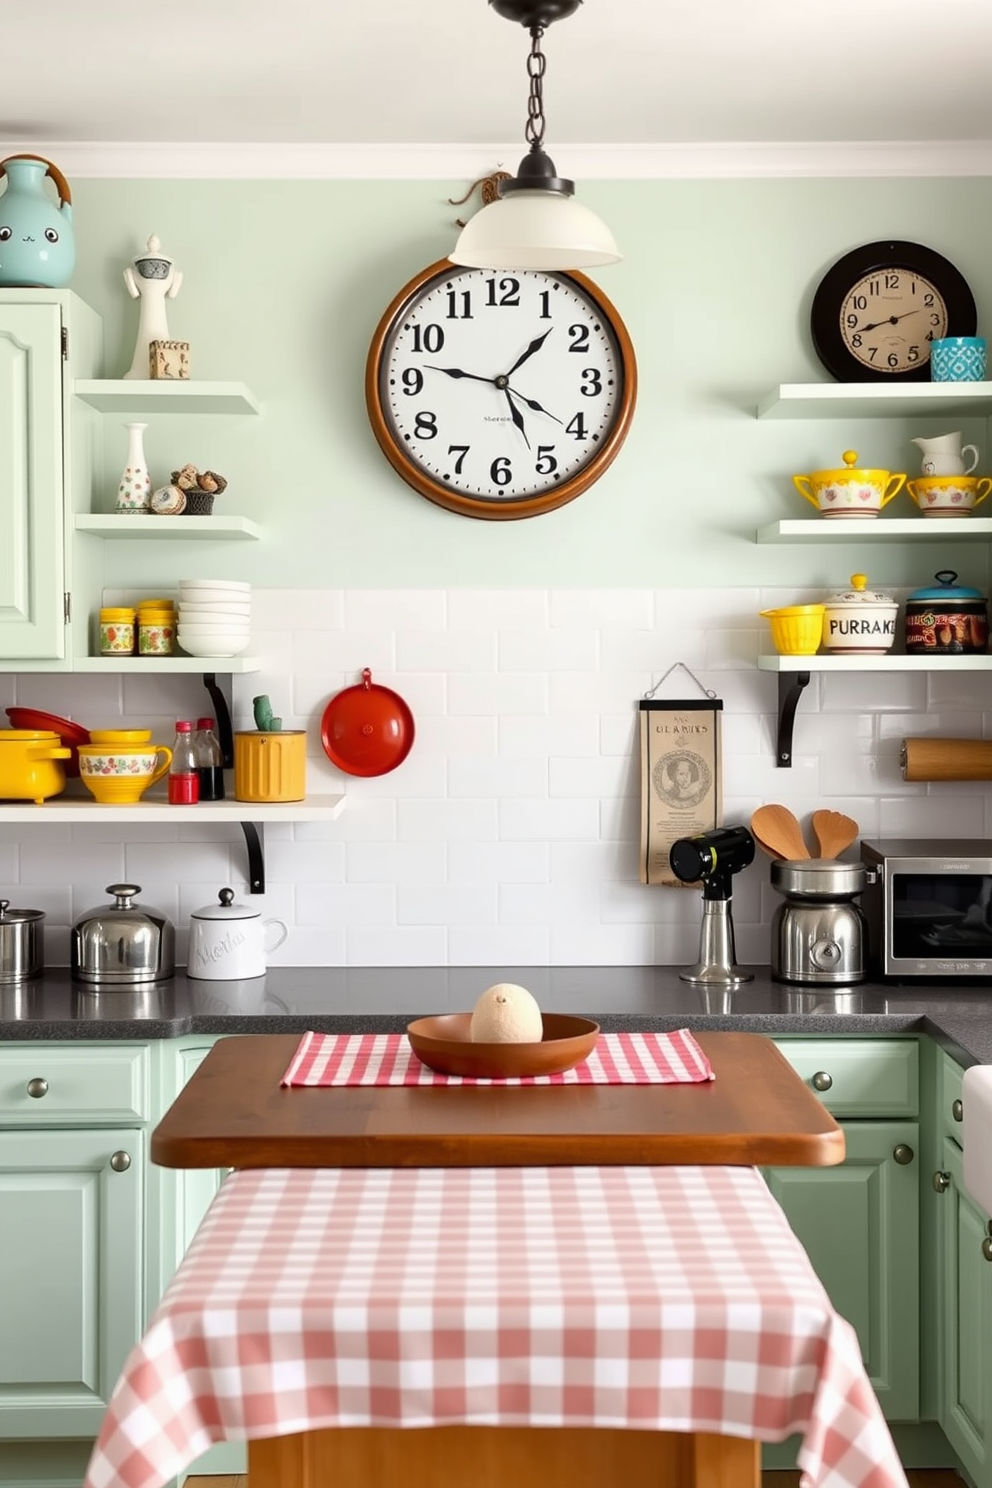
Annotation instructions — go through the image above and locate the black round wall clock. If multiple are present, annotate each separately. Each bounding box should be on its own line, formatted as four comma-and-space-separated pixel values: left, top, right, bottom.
810, 240, 977, 383
365, 258, 637, 520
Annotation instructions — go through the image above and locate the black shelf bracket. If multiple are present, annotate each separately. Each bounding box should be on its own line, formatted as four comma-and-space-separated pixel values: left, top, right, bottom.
199, 674, 265, 893
201, 672, 234, 767
241, 821, 265, 894
776, 671, 811, 767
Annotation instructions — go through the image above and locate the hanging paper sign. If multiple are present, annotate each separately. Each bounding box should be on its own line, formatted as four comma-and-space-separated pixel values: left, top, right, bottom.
638, 691, 723, 887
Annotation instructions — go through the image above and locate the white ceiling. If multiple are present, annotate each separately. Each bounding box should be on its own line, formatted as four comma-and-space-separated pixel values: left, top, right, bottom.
5, 0, 992, 153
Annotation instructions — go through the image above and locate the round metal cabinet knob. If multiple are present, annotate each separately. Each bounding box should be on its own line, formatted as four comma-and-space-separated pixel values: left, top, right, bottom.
952, 1099, 964, 1123
811, 1071, 833, 1092
893, 1144, 915, 1165
982, 1237, 992, 1263
932, 1170, 951, 1193
26, 1077, 48, 1099
109, 1151, 131, 1173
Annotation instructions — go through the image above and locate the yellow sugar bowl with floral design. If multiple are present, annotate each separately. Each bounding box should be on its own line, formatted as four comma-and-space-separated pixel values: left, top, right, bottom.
792, 450, 906, 519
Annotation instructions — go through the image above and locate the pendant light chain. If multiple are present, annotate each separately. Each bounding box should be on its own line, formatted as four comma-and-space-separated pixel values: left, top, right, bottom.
524, 25, 548, 152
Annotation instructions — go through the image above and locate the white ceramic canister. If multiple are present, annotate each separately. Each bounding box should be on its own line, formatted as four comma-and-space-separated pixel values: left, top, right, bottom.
821, 573, 898, 655
186, 887, 288, 981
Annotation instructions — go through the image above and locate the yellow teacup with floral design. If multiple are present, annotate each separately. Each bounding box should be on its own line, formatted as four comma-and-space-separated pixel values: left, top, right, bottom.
907, 474, 992, 518
77, 744, 172, 803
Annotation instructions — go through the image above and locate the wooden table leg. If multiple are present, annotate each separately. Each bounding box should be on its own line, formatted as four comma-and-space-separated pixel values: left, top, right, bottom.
249, 1423, 761, 1488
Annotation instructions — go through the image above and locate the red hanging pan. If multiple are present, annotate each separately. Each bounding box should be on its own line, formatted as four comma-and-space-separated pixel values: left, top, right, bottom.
320, 668, 415, 777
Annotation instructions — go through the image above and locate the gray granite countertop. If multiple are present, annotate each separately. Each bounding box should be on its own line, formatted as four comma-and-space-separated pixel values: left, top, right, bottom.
3, 965, 992, 1067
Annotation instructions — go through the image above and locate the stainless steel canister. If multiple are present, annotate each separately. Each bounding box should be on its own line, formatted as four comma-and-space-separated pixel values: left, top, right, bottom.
770, 859, 867, 985
0, 898, 45, 981
71, 883, 175, 985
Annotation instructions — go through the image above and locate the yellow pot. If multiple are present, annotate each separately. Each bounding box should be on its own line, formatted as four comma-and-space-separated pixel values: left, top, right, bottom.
234, 731, 306, 802
0, 730, 72, 803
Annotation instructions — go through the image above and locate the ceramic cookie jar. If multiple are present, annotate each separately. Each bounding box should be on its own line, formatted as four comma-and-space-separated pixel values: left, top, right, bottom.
821, 573, 898, 654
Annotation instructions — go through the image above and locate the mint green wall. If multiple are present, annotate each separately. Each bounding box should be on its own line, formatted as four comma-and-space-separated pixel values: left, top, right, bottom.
68, 176, 992, 589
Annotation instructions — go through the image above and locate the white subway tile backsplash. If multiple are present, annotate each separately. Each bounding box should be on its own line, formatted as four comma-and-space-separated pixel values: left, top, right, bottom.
5, 584, 991, 969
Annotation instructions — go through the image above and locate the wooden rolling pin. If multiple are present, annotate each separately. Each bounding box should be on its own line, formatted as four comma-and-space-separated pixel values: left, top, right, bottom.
901, 737, 992, 781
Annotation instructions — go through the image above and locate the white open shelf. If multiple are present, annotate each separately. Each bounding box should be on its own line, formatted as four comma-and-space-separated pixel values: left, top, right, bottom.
71, 656, 261, 674
756, 517, 992, 544
0, 794, 346, 824
76, 514, 262, 540
73, 380, 260, 416
758, 653, 992, 672
758, 381, 992, 420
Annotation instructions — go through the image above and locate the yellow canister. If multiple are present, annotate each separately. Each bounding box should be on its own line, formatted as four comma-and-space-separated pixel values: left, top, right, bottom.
99, 606, 136, 656
233, 731, 306, 802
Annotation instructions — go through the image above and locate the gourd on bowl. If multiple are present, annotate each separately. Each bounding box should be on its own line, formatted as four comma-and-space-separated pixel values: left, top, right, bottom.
793, 450, 906, 518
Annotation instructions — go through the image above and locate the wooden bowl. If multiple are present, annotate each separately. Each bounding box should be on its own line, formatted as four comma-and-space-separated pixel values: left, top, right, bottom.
406, 1012, 599, 1078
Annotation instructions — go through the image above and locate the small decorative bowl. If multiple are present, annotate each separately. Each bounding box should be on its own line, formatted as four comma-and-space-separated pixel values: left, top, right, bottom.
760, 604, 825, 656
406, 1012, 600, 1078
88, 729, 153, 746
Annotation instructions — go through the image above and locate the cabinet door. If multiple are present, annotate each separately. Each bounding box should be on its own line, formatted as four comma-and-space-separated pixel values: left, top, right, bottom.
0, 304, 65, 659
765, 1119, 920, 1421
0, 1127, 143, 1439
939, 1136, 992, 1485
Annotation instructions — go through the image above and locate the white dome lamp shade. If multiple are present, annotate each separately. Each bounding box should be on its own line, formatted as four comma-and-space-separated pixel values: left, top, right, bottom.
450, 0, 621, 272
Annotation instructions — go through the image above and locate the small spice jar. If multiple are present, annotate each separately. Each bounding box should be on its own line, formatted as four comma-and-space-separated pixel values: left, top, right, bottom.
905, 570, 988, 655
136, 604, 176, 656
99, 606, 135, 655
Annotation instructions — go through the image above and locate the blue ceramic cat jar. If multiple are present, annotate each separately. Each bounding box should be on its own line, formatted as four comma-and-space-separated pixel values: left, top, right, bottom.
0, 155, 75, 288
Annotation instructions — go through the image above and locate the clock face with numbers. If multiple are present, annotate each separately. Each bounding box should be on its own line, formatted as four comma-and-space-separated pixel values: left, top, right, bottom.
810, 240, 977, 383
365, 259, 637, 519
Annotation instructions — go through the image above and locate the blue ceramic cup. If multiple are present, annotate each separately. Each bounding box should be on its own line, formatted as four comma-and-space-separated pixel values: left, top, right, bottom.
931, 335, 987, 382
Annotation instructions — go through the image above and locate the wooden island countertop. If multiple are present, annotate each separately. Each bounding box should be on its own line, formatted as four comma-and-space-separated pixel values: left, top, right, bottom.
151, 1029, 844, 1169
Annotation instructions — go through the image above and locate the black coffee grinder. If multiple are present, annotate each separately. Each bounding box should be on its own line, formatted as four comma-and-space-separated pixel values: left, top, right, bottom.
668, 826, 756, 985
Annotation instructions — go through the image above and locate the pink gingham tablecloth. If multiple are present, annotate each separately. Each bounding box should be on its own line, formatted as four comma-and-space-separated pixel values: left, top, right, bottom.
281, 1028, 714, 1085
84, 1164, 907, 1488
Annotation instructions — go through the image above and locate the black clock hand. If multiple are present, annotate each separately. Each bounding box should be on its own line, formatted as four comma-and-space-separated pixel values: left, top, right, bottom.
858, 309, 922, 333
425, 364, 495, 386
505, 387, 530, 449
507, 384, 563, 424
505, 329, 552, 378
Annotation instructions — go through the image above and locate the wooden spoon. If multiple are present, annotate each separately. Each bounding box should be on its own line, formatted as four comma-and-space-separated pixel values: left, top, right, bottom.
750, 804, 810, 861
811, 808, 859, 860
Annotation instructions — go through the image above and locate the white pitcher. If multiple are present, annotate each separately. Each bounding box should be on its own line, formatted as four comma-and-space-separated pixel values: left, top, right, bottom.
911, 431, 979, 476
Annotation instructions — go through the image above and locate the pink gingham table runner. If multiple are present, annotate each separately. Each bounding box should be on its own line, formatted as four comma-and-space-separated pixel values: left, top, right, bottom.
281, 1028, 714, 1085
84, 1163, 906, 1488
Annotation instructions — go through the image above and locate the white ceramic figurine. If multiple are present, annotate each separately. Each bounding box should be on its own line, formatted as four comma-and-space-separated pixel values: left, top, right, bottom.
123, 233, 183, 380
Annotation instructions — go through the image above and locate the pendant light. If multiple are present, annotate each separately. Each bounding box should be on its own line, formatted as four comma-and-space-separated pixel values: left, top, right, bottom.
450, 0, 621, 271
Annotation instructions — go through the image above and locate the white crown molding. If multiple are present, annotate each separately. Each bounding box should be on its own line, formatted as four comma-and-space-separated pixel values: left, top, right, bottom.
4, 140, 992, 179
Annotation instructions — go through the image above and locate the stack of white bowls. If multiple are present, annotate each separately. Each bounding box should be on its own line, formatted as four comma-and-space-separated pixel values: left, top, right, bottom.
177, 579, 252, 658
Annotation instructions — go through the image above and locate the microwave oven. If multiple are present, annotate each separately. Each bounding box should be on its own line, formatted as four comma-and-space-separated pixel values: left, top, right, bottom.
861, 838, 992, 982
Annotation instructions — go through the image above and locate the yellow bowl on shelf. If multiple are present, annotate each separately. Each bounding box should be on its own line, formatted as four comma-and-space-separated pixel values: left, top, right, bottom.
760, 604, 825, 656
89, 729, 153, 746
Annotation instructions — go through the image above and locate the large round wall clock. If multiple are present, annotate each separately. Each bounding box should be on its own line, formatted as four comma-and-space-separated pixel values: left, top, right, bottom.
810, 240, 977, 383
365, 258, 637, 520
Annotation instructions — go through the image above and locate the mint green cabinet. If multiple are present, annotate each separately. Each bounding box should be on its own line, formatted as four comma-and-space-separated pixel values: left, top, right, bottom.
938, 1137, 992, 1483
765, 1119, 920, 1419
0, 1042, 149, 1467
927, 1048, 992, 1488
0, 291, 102, 666
765, 1038, 921, 1439
0, 1127, 143, 1438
